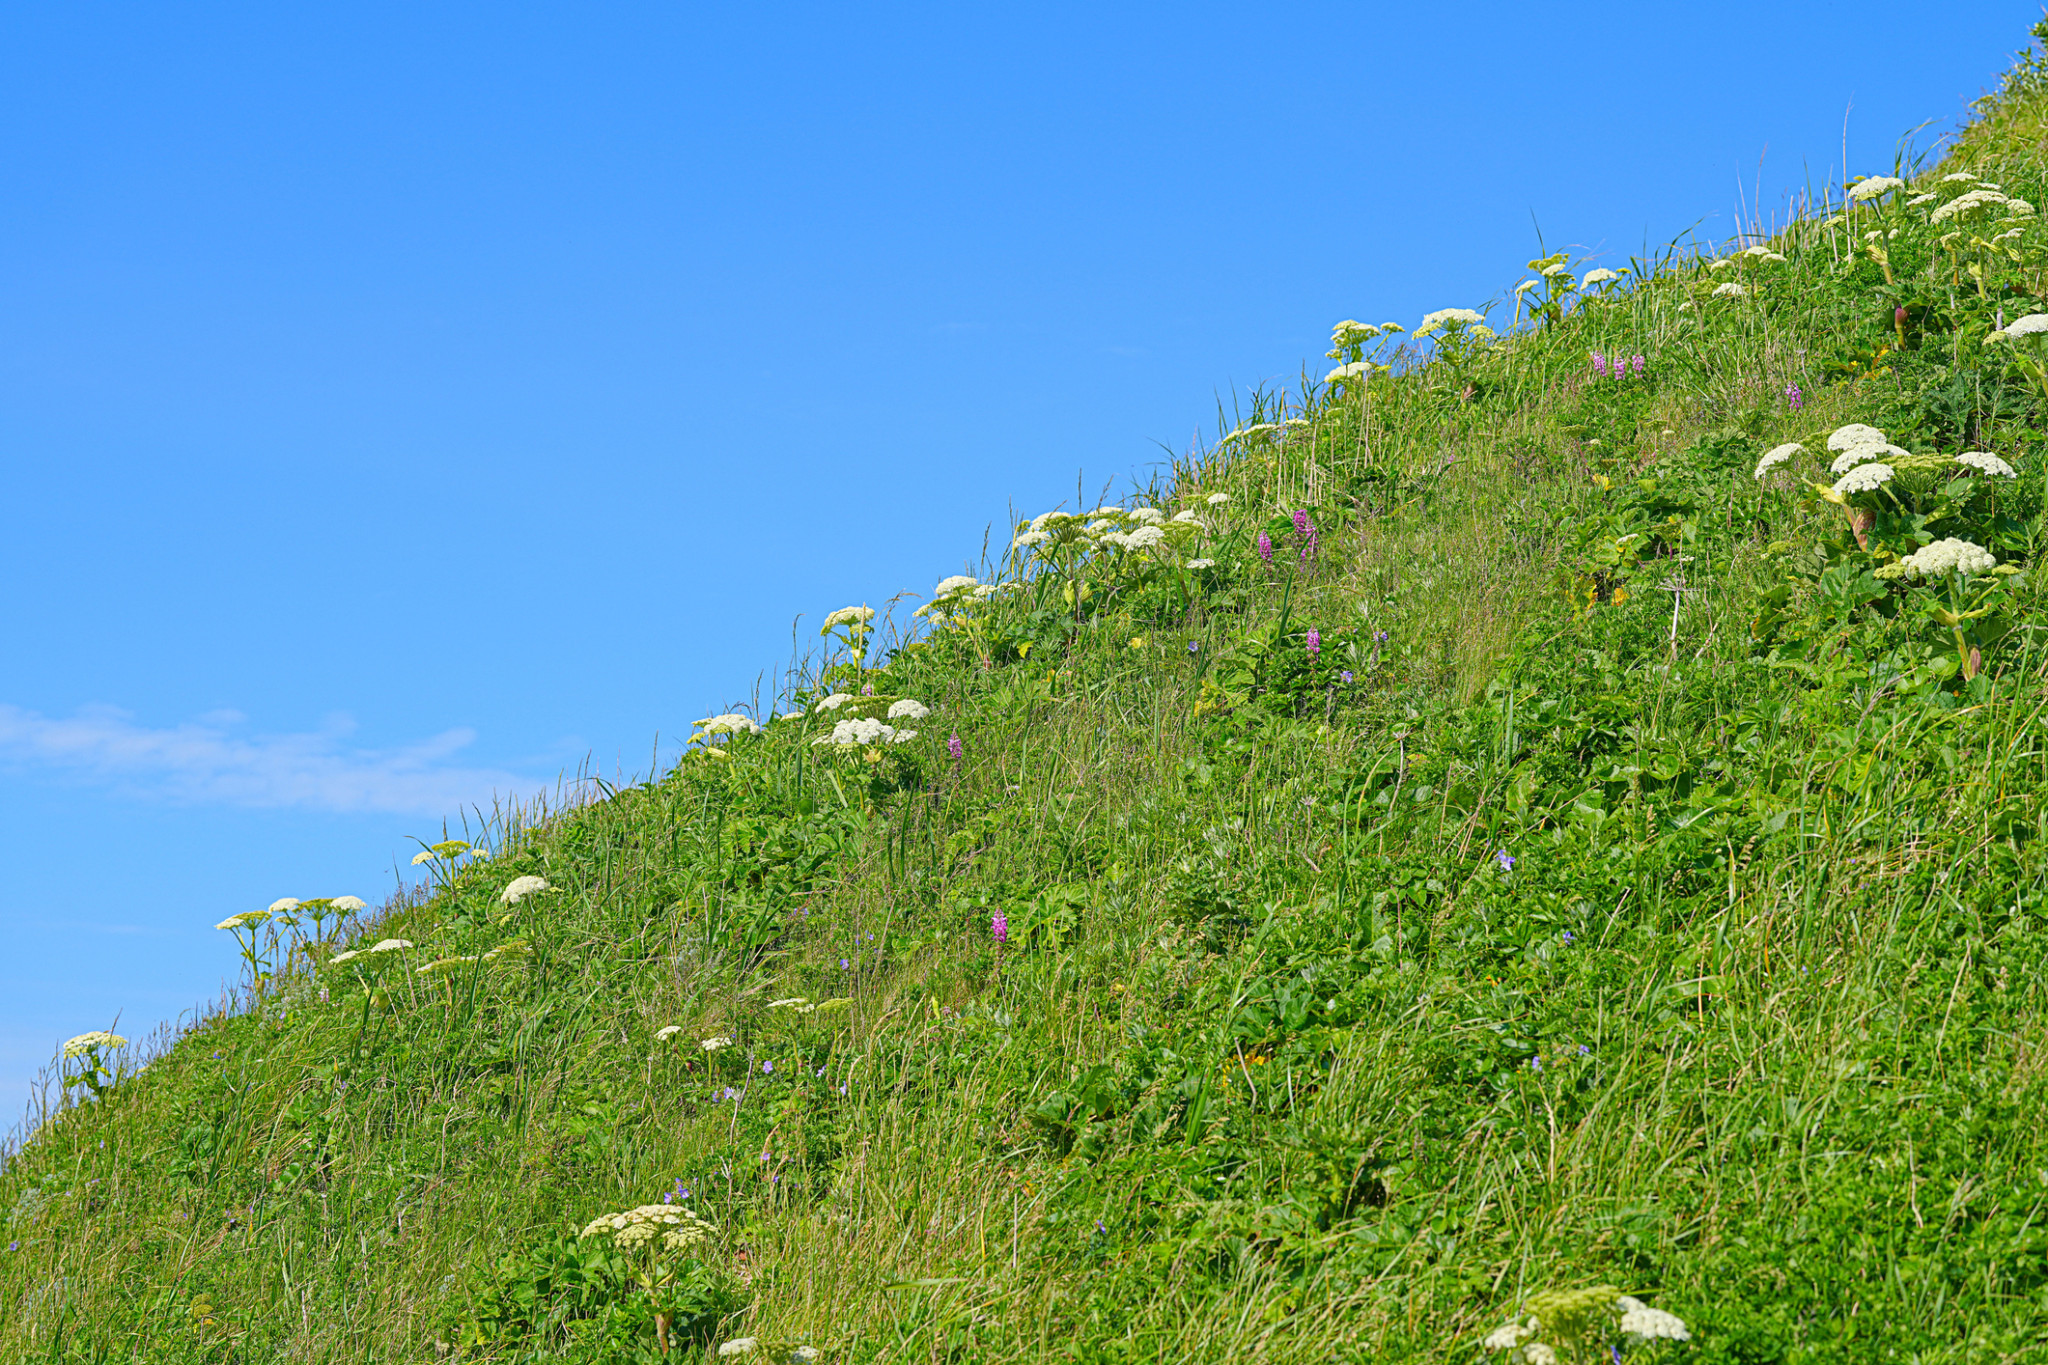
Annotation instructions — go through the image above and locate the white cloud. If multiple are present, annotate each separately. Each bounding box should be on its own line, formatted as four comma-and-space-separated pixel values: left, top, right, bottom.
0, 703, 544, 817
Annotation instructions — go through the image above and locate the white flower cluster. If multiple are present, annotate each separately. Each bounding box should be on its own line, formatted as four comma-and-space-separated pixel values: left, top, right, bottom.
62, 1031, 127, 1058
1415, 307, 1486, 338
579, 1203, 716, 1253
1848, 175, 1904, 202
813, 717, 918, 749
1826, 423, 1910, 474
1616, 1297, 1691, 1341
1712, 281, 1748, 298
1323, 360, 1369, 386
694, 713, 760, 738
914, 575, 998, 619
1013, 502, 1207, 561
1324, 318, 1399, 357
500, 875, 552, 906
1955, 450, 2017, 477
1986, 312, 2048, 342
821, 606, 874, 631
1753, 442, 1803, 480
1832, 462, 1896, 496
1893, 537, 1997, 578
1931, 187, 2035, 223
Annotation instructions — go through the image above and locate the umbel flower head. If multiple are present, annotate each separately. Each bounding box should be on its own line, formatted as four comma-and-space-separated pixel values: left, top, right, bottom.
1753, 442, 1803, 480
1827, 422, 1887, 451
1848, 175, 1905, 201
500, 875, 552, 906
1955, 450, 2018, 477
331, 895, 368, 913
579, 1203, 716, 1253
694, 713, 761, 738
216, 910, 270, 931
268, 897, 301, 914
1830, 441, 1908, 475
1415, 307, 1485, 338
62, 1031, 127, 1058
1832, 462, 1896, 496
887, 698, 930, 720
820, 606, 874, 633
1889, 537, 1998, 578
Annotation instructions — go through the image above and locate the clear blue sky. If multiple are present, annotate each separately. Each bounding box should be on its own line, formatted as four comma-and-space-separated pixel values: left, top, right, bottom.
0, 1, 2031, 1122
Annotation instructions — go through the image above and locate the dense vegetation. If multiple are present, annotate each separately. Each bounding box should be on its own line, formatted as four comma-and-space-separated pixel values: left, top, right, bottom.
15, 27, 2048, 1365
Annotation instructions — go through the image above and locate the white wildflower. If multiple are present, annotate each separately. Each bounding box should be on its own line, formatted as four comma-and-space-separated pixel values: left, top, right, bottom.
1941, 172, 1979, 183
887, 699, 930, 720
812, 693, 855, 713
1114, 525, 1166, 550
1848, 175, 1904, 201
500, 875, 552, 905
1539, 261, 1571, 278
1753, 442, 1803, 479
1324, 361, 1368, 385
268, 897, 301, 914
2007, 198, 2037, 217
215, 910, 270, 931
62, 1031, 127, 1058
932, 575, 978, 597
1012, 530, 1050, 548
1617, 1302, 1691, 1341
695, 713, 760, 737
719, 1342, 758, 1359
821, 606, 874, 630
1513, 279, 1539, 296
1826, 423, 1887, 451
1707, 258, 1733, 270
1895, 538, 1996, 577
1832, 462, 1896, 495
1205, 492, 1231, 506
888, 728, 918, 743
2005, 313, 2048, 337
768, 997, 810, 1009
1906, 192, 1937, 207
369, 938, 413, 953
1579, 268, 1621, 287
1481, 1321, 1534, 1349
332, 896, 367, 912
327, 949, 361, 965
701, 1035, 735, 1052
655, 1025, 683, 1042
1170, 510, 1204, 527
1127, 507, 1166, 526
1522, 1345, 1558, 1365
1830, 442, 1908, 474
1186, 558, 1216, 570
1415, 307, 1484, 336
1955, 450, 2017, 477
410, 850, 436, 866
1931, 189, 2012, 223
1712, 281, 1748, 297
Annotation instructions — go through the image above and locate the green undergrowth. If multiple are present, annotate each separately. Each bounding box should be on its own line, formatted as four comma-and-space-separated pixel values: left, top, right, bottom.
17, 26, 2048, 1365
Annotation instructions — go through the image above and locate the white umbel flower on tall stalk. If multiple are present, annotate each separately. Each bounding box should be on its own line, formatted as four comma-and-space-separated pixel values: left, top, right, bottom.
1616, 1297, 1691, 1341
1848, 175, 1904, 201
812, 693, 855, 713
1932, 189, 2012, 223
1830, 442, 1908, 474
500, 875, 552, 905
63, 1031, 127, 1058
1753, 443, 1803, 479
1826, 423, 1887, 451
1579, 267, 1622, 287
932, 575, 978, 597
1832, 463, 1896, 495
1415, 307, 1484, 337
1205, 492, 1231, 506
695, 713, 760, 737
1324, 361, 1368, 385
1712, 281, 1748, 297
1956, 450, 2017, 477
821, 606, 874, 630
887, 699, 930, 720
1896, 538, 1997, 577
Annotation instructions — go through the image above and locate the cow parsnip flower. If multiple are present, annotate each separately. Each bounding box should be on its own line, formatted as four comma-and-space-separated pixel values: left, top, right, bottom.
216, 911, 270, 931
1712, 281, 1748, 297
701, 1035, 735, 1051
695, 713, 761, 737
410, 850, 436, 866
1942, 172, 1980, 183
1826, 423, 1887, 451
1415, 307, 1485, 336
368, 938, 413, 953
1833, 462, 1896, 495
2005, 313, 2048, 337
813, 693, 855, 713
656, 1025, 683, 1041
1616, 1297, 1691, 1341
1127, 507, 1166, 526
821, 606, 874, 631
1956, 450, 2017, 477
1205, 492, 1230, 506
500, 875, 552, 905
1895, 537, 1996, 577
1513, 279, 1539, 296
1753, 442, 1803, 479
332, 896, 367, 913
1481, 1321, 1534, 1349
1848, 175, 1904, 201
887, 699, 929, 720
1186, 558, 1217, 570
1171, 511, 1204, 527
1324, 361, 1368, 384
268, 897, 301, 914
416, 955, 479, 976
328, 949, 362, 964
62, 1031, 127, 1058
1830, 441, 1908, 474
1579, 267, 1621, 287
1906, 192, 1938, 207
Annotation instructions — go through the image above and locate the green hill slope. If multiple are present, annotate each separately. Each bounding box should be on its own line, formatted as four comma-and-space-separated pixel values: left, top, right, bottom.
16, 29, 2048, 1365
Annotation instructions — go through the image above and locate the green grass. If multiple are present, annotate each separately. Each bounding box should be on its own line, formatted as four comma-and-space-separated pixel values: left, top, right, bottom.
17, 28, 2048, 1365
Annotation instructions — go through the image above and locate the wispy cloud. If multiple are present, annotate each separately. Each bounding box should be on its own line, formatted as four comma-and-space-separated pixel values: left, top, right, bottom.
0, 703, 548, 817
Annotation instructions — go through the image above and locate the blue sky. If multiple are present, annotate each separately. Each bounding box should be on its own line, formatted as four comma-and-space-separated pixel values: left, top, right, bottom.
0, 1, 2031, 1122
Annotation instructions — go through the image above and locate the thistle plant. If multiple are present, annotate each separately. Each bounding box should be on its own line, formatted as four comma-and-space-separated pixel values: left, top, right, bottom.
1482, 1285, 1689, 1362
59, 1031, 128, 1104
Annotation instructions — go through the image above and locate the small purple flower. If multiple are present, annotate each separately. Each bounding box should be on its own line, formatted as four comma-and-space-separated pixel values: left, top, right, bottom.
1578, 1045, 1590, 1056
860, 683, 875, 696
1592, 351, 1608, 376
1529, 1056, 1542, 1071
763, 1060, 774, 1074
1340, 670, 1354, 684
1306, 629, 1320, 657
1785, 382, 1803, 410
991, 910, 1009, 943
840, 958, 850, 970
1292, 509, 1310, 536
1372, 629, 1389, 643
1494, 850, 1515, 871
5, 1241, 15, 1252
1187, 641, 1199, 654
1631, 354, 1645, 375
1561, 931, 1574, 943
1257, 532, 1273, 564
947, 732, 962, 761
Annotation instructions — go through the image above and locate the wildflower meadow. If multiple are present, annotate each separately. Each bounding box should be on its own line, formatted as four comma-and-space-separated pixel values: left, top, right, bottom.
17, 23, 2048, 1365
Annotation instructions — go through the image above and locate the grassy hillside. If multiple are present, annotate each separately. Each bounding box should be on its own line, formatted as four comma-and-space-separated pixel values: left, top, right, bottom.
16, 29, 2048, 1365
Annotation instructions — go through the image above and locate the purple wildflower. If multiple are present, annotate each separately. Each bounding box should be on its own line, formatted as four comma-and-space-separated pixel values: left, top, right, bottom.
1495, 850, 1515, 871
1340, 670, 1354, 684
1785, 382, 1803, 410
1561, 930, 1574, 943
1631, 353, 1645, 375
1372, 629, 1389, 643
1292, 509, 1309, 536
839, 958, 850, 970
1187, 641, 1199, 654
1306, 629, 1320, 657
860, 683, 874, 696
5, 1241, 14, 1252
947, 732, 962, 761
991, 910, 1009, 943
1257, 532, 1273, 564
763, 1060, 774, 1074
1592, 352, 1608, 376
